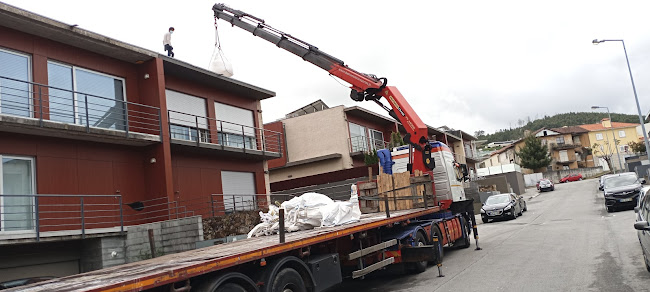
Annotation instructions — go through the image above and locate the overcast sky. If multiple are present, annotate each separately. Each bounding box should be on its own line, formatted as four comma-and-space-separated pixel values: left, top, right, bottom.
6, 0, 650, 135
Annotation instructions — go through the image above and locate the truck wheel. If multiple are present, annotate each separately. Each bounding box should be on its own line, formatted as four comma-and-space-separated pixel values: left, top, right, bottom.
272, 268, 306, 292
408, 232, 428, 273
215, 283, 247, 292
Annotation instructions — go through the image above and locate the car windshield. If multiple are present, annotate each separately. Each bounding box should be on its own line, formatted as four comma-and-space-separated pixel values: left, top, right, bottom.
485, 195, 510, 205
604, 175, 639, 189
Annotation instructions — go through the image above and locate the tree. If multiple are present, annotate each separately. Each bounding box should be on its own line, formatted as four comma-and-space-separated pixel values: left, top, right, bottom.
629, 141, 647, 154
592, 141, 617, 171
474, 130, 485, 138
516, 135, 552, 171
388, 132, 405, 149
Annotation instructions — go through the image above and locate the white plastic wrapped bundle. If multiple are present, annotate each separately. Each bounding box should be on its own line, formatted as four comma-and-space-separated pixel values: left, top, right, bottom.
208, 48, 233, 77
247, 186, 362, 238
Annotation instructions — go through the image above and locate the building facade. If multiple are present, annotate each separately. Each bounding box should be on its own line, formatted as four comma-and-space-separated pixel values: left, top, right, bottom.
581, 119, 639, 172
0, 3, 281, 280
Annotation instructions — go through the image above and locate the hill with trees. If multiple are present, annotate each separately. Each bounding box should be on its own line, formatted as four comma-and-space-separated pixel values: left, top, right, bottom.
475, 112, 641, 143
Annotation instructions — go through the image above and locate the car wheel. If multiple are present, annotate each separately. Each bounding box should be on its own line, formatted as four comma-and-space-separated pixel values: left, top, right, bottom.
606, 206, 613, 213
482, 218, 488, 224
523, 202, 528, 212
644, 250, 650, 272
551, 187, 554, 191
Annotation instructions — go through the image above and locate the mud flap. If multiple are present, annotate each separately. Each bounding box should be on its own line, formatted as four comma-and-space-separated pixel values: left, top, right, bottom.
400, 245, 437, 263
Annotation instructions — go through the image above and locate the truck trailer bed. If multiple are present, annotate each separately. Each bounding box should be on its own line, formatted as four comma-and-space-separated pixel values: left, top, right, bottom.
17, 207, 440, 292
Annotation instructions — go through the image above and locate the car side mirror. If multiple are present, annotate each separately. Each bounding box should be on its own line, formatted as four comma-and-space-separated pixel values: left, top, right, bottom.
634, 221, 650, 231
642, 179, 647, 184
635, 206, 640, 213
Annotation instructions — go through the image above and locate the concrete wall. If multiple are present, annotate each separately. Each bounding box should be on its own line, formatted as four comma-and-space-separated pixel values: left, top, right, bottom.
270, 106, 352, 183
542, 167, 604, 183
477, 172, 526, 195
125, 216, 203, 262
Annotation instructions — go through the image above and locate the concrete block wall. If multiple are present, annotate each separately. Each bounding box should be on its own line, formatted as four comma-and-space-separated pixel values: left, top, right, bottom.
542, 166, 604, 183
125, 216, 203, 263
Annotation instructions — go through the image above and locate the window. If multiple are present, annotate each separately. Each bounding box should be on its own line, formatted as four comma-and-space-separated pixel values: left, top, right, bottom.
221, 171, 256, 212
620, 145, 630, 153
369, 129, 385, 150
166, 90, 209, 142
556, 136, 565, 144
349, 123, 368, 152
0, 156, 35, 231
596, 133, 604, 141
541, 139, 547, 146
215, 102, 256, 150
619, 130, 626, 138
46, 61, 126, 130
0, 49, 31, 117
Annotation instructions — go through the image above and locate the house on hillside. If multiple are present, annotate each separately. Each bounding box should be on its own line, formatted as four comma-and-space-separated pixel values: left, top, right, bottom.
580, 118, 639, 172
0, 3, 281, 280
535, 126, 595, 170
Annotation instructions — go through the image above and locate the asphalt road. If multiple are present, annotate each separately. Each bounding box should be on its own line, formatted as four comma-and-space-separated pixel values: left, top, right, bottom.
338, 178, 650, 292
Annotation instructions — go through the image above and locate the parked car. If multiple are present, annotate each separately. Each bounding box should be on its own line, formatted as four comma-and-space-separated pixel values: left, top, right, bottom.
603, 172, 645, 212
633, 188, 650, 272
559, 173, 583, 183
537, 179, 555, 192
599, 174, 616, 191
480, 193, 522, 223
0, 277, 54, 290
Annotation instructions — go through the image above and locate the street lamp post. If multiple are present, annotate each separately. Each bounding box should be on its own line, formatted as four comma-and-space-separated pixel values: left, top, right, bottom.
591, 106, 623, 173
593, 39, 650, 163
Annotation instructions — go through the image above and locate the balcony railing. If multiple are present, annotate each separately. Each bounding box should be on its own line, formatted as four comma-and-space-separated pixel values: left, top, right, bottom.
0, 193, 291, 242
0, 76, 162, 139
550, 142, 582, 150
349, 135, 389, 153
168, 110, 283, 154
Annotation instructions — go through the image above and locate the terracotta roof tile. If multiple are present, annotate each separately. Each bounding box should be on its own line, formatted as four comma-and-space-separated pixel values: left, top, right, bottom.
579, 122, 638, 131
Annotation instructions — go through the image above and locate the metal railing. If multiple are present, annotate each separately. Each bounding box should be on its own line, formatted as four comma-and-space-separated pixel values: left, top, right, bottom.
168, 110, 283, 154
349, 135, 389, 153
0, 194, 124, 241
0, 76, 162, 138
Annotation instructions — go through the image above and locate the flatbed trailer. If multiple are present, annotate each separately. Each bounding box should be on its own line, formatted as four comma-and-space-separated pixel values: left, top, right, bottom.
15, 205, 476, 292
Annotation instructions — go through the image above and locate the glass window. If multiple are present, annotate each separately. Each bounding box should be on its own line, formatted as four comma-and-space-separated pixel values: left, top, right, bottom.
166, 90, 209, 143
349, 122, 368, 152
618, 130, 626, 138
75, 68, 126, 130
46, 62, 126, 130
0, 49, 31, 117
215, 102, 256, 150
47, 62, 75, 123
596, 133, 603, 141
556, 136, 565, 144
370, 129, 384, 150
1, 156, 35, 231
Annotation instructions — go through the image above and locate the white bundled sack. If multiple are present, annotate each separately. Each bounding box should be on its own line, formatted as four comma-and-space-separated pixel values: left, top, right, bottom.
247, 186, 361, 238
208, 48, 234, 77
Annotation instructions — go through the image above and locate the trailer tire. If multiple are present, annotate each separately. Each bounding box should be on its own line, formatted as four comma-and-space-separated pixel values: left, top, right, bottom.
408, 232, 428, 273
194, 272, 258, 292
428, 226, 444, 265
271, 268, 306, 292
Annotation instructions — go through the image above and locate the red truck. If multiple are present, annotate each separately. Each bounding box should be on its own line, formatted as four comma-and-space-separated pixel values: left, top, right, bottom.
13, 4, 480, 292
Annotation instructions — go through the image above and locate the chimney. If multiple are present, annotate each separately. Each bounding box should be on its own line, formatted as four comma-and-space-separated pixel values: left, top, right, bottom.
601, 118, 612, 128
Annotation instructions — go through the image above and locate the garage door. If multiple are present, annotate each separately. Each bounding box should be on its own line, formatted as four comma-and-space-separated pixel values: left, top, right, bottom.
221, 171, 256, 212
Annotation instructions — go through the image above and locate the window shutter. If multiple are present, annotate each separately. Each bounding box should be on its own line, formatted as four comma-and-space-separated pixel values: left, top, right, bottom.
214, 102, 254, 135
221, 171, 256, 211
166, 90, 208, 129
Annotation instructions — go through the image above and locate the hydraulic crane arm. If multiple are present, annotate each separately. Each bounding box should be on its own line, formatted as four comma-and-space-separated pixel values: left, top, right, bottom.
213, 4, 434, 172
